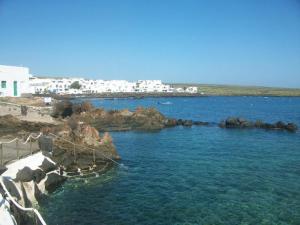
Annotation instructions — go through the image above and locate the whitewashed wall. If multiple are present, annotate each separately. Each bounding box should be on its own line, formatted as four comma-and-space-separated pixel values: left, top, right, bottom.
0, 65, 30, 97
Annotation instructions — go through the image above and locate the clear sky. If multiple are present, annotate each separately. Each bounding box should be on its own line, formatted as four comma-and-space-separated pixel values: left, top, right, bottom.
0, 0, 300, 87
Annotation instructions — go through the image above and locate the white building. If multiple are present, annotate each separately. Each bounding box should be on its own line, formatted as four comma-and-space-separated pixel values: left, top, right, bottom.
185, 86, 198, 93
29, 77, 52, 94
0, 65, 31, 97
28, 76, 198, 95
136, 80, 172, 92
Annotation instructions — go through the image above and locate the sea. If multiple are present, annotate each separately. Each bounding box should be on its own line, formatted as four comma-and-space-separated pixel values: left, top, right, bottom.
40, 96, 300, 225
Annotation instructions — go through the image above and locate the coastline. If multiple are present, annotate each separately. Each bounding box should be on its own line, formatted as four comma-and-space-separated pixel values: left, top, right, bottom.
0, 96, 299, 225
0, 99, 121, 224
33, 91, 300, 101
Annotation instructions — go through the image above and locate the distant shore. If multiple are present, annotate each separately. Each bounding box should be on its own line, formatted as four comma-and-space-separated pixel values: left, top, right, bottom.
170, 84, 300, 97
31, 84, 300, 99
33, 92, 204, 100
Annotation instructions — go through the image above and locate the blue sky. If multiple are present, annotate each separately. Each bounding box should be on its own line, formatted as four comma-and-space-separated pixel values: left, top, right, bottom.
0, 0, 300, 87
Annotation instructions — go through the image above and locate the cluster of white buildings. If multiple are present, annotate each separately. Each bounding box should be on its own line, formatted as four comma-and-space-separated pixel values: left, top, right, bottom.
0, 65, 198, 97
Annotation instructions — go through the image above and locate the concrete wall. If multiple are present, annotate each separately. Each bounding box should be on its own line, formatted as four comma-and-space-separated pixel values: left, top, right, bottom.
0, 65, 30, 97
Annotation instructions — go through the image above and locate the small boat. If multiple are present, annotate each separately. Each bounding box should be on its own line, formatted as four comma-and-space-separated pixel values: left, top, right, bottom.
158, 101, 173, 105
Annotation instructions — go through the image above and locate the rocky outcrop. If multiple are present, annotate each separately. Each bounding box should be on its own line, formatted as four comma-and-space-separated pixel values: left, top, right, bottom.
219, 117, 298, 132
76, 105, 211, 131
15, 167, 46, 183
51, 119, 120, 173
39, 158, 57, 173
32, 169, 46, 183
15, 167, 35, 182
79, 107, 165, 131
50, 101, 212, 131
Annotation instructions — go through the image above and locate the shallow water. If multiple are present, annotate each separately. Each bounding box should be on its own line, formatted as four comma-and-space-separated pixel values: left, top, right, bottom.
41, 97, 300, 225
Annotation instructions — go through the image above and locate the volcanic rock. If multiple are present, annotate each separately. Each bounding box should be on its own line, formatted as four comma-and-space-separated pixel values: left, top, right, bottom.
44, 172, 67, 193
15, 167, 34, 182
39, 158, 57, 173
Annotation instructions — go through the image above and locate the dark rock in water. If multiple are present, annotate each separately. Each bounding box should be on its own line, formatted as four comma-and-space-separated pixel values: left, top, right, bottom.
225, 117, 239, 127
240, 120, 254, 128
193, 121, 209, 126
182, 120, 193, 126
254, 120, 264, 128
219, 120, 226, 128
275, 121, 286, 129
32, 168, 46, 183
286, 123, 298, 132
164, 119, 177, 127
0, 165, 7, 175
176, 119, 184, 126
262, 123, 276, 130
44, 172, 67, 193
223, 117, 259, 129
220, 117, 298, 132
39, 158, 57, 173
237, 117, 247, 124
15, 167, 34, 182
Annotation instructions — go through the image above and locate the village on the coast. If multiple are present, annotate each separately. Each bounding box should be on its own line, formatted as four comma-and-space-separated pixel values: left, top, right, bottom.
0, 64, 198, 97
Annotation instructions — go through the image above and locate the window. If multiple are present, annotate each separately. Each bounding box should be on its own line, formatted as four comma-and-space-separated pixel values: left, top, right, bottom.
1, 81, 6, 88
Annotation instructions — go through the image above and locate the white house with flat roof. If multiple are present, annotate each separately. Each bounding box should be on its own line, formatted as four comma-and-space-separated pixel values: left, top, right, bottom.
0, 65, 31, 97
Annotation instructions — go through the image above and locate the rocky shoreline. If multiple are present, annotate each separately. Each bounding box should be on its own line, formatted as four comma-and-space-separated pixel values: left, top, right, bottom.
0, 100, 122, 224
0, 99, 298, 224
0, 100, 298, 136
35, 92, 206, 101
0, 119, 120, 224
50, 100, 298, 132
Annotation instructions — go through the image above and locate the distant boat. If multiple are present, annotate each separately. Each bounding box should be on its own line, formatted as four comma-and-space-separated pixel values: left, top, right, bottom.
158, 101, 173, 105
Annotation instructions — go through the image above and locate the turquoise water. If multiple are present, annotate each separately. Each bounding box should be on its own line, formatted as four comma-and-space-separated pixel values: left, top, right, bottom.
41, 97, 300, 225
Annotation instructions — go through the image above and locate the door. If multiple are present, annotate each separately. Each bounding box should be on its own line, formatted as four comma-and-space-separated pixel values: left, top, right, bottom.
13, 81, 18, 96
